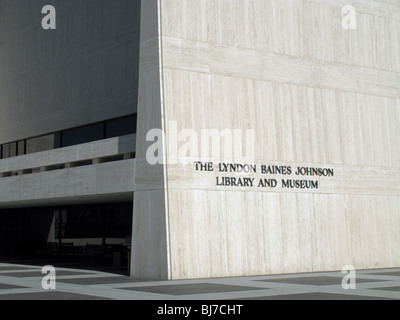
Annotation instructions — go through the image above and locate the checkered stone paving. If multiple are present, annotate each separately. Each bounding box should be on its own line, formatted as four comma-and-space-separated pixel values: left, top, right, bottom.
0, 263, 399, 300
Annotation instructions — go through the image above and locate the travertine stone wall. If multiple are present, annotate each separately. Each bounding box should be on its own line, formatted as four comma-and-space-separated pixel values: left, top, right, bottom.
137, 0, 400, 279
131, 0, 170, 279
0, 0, 141, 144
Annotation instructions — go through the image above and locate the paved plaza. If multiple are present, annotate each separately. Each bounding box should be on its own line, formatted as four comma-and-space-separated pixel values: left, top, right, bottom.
0, 263, 399, 300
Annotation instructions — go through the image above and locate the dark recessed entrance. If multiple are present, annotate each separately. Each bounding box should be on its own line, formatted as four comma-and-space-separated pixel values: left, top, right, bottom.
0, 202, 133, 275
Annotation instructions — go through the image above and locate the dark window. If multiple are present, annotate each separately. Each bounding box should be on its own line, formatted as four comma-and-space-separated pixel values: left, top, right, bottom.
2, 144, 10, 159
17, 140, 25, 156
54, 210, 67, 240
62, 203, 132, 239
53, 132, 62, 149
0, 114, 137, 159
62, 123, 104, 148
63, 208, 103, 239
26, 135, 57, 155
105, 115, 137, 139
9, 142, 17, 157
104, 205, 133, 238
